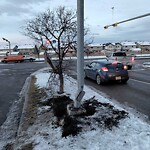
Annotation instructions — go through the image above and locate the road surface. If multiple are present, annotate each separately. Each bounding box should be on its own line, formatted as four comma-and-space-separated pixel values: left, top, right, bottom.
70, 58, 150, 119
0, 62, 47, 126
84, 59, 150, 119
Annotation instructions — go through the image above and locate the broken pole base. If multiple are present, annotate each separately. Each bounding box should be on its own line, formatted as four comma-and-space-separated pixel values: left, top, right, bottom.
67, 103, 86, 116
74, 90, 85, 108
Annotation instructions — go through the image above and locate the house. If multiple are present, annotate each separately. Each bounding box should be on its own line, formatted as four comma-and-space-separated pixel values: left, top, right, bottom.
120, 42, 136, 51
105, 43, 115, 51
85, 44, 103, 54
115, 43, 122, 51
129, 48, 141, 52
16, 44, 35, 55
136, 42, 150, 52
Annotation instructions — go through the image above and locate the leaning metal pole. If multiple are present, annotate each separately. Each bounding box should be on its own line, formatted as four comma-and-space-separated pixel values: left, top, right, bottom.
74, 0, 85, 108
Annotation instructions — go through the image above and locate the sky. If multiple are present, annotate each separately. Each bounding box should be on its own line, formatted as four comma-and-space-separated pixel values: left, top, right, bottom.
0, 0, 150, 48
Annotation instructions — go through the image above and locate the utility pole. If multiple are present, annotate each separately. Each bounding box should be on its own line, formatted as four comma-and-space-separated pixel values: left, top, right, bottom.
74, 0, 85, 108
67, 0, 85, 115
2, 37, 11, 55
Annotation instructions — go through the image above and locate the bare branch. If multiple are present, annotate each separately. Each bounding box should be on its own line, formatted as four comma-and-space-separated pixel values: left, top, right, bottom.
23, 6, 90, 94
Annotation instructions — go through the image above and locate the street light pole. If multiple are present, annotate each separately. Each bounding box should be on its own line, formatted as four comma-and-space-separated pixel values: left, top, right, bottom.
2, 37, 11, 55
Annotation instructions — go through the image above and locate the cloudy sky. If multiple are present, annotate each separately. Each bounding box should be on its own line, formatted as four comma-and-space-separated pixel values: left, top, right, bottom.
0, 0, 150, 48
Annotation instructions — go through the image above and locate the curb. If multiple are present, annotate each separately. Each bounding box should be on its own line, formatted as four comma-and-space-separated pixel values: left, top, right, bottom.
17, 76, 32, 135
14, 76, 32, 149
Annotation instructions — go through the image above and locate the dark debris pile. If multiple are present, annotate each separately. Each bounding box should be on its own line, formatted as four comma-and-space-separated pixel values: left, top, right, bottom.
40, 95, 128, 137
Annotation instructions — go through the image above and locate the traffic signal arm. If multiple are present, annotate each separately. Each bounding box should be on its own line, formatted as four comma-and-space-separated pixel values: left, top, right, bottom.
104, 25, 109, 29
104, 23, 118, 29
104, 13, 150, 29
112, 23, 118, 27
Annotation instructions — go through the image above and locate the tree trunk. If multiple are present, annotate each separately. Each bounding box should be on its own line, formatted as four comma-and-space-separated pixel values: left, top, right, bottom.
59, 73, 64, 94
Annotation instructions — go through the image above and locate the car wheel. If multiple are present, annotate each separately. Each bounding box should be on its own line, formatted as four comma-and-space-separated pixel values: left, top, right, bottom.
127, 65, 132, 70
29, 58, 33, 62
96, 75, 102, 85
4, 60, 7, 63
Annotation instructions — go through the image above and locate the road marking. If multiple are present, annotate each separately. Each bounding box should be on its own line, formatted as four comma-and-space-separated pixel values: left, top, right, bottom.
130, 78, 150, 85
129, 68, 147, 72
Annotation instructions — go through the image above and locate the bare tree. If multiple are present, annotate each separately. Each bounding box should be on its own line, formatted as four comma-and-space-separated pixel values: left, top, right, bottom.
24, 6, 78, 94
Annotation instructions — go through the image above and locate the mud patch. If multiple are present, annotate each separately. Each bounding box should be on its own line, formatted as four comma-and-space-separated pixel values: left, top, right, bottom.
3, 143, 14, 150
19, 143, 34, 150
41, 95, 128, 137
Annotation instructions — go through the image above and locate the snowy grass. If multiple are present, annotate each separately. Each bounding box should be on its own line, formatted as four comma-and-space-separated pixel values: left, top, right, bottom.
30, 69, 150, 150
0, 67, 150, 150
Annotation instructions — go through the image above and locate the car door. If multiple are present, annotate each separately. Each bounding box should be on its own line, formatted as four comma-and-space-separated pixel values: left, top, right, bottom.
85, 62, 96, 79
90, 62, 100, 80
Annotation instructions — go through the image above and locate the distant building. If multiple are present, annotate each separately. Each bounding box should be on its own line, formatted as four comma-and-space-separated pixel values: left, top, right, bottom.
129, 48, 141, 52
120, 42, 136, 51
86, 44, 103, 54
136, 42, 150, 52
115, 43, 122, 51
16, 44, 35, 55
105, 43, 115, 51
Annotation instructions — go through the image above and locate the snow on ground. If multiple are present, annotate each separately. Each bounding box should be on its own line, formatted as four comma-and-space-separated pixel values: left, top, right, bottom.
27, 69, 150, 150
143, 62, 150, 68
0, 56, 150, 149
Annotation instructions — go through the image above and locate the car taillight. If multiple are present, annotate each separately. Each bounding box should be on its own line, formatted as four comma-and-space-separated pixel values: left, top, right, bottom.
101, 67, 108, 71
124, 65, 128, 70
131, 56, 135, 62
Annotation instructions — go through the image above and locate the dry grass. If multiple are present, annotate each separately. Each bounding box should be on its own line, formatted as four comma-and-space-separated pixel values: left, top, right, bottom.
20, 75, 46, 131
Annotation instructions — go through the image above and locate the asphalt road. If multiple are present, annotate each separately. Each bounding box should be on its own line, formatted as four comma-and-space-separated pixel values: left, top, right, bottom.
83, 59, 150, 119
0, 58, 150, 126
85, 69, 150, 116
0, 61, 47, 126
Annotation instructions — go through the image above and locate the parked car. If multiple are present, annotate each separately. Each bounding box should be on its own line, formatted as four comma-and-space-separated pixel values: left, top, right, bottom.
23, 55, 36, 62
84, 60, 129, 84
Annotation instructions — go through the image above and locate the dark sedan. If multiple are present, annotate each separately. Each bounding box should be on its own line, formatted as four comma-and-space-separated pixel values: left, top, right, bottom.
84, 60, 129, 85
